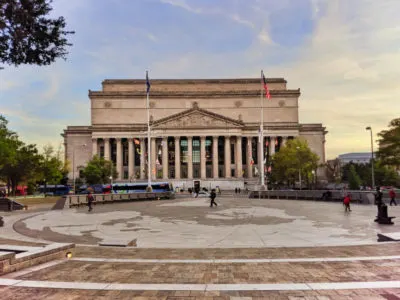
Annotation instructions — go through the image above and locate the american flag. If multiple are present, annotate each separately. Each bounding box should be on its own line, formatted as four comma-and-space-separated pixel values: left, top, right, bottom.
261, 70, 271, 99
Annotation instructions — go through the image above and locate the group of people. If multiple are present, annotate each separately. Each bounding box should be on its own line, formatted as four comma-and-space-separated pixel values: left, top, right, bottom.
343, 187, 397, 212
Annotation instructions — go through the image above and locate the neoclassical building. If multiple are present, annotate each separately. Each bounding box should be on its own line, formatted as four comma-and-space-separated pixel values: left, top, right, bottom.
62, 78, 327, 189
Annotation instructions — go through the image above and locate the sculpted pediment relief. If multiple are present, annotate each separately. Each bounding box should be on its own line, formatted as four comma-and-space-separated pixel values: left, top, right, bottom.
152, 109, 243, 129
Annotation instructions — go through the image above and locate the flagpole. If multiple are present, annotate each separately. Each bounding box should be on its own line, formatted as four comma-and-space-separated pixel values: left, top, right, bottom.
146, 71, 152, 190
260, 70, 265, 189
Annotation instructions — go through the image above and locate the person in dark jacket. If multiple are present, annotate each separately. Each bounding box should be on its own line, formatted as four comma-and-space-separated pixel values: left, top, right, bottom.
210, 189, 217, 207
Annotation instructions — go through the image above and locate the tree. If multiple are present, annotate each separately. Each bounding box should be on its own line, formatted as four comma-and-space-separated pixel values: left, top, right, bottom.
348, 165, 361, 190
270, 138, 319, 188
377, 118, 400, 168
37, 144, 68, 185
80, 155, 118, 185
0, 0, 74, 67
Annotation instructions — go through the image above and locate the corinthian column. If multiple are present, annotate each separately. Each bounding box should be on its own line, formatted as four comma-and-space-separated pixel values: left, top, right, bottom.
104, 138, 110, 160
224, 136, 231, 178
140, 138, 145, 179
270, 136, 276, 156
92, 138, 98, 157
212, 136, 219, 179
151, 138, 156, 180
116, 138, 122, 180
200, 136, 206, 179
174, 136, 181, 179
162, 137, 168, 179
128, 138, 134, 180
247, 137, 253, 178
187, 136, 193, 179
236, 136, 243, 178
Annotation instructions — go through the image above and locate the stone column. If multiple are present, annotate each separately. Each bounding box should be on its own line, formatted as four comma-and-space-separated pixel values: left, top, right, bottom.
174, 136, 181, 179
116, 138, 122, 180
224, 136, 231, 178
281, 136, 287, 148
92, 138, 98, 157
212, 136, 219, 179
270, 136, 276, 156
104, 138, 110, 160
128, 138, 134, 180
236, 136, 243, 178
140, 138, 145, 179
187, 136, 193, 179
200, 136, 206, 179
151, 138, 156, 180
162, 137, 168, 179
247, 137, 253, 178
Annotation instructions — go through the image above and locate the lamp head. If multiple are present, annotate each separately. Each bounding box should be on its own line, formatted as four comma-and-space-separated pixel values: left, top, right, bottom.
366, 126, 371, 131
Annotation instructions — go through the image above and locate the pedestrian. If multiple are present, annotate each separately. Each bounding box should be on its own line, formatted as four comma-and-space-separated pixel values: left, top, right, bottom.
375, 186, 383, 207
235, 188, 237, 194
210, 189, 217, 207
238, 188, 241, 194
389, 188, 397, 206
343, 194, 351, 212
87, 191, 94, 212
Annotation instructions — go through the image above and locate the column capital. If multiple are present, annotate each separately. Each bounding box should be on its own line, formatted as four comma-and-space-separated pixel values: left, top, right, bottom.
115, 138, 122, 142
187, 136, 193, 140
162, 136, 168, 140
174, 136, 180, 140
200, 136, 206, 141
213, 136, 219, 140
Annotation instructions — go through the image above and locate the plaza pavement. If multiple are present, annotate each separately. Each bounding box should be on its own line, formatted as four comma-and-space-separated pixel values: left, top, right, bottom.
0, 196, 399, 299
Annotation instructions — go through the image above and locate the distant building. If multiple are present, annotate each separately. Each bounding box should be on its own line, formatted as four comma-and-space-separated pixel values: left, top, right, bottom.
338, 152, 372, 165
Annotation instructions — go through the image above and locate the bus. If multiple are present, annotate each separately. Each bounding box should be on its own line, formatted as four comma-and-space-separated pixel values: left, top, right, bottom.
38, 185, 71, 196
111, 182, 174, 198
78, 184, 112, 194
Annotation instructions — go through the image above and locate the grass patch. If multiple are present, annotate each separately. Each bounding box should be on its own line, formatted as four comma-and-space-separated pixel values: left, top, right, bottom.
15, 196, 60, 206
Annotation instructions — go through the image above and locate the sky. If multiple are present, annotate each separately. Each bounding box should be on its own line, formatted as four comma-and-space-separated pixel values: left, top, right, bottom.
0, 0, 399, 159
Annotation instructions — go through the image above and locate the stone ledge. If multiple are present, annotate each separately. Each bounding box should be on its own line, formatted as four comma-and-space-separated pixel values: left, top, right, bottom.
0, 243, 75, 275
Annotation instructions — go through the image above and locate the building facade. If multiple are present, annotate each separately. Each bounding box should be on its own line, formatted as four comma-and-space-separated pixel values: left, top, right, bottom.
338, 152, 372, 165
62, 78, 327, 189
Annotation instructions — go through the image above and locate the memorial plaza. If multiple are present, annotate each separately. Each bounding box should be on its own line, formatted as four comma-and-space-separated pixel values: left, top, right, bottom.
0, 196, 399, 299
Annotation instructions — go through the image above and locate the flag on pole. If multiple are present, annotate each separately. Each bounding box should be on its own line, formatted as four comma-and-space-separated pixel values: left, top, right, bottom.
134, 139, 140, 145
275, 138, 278, 146
265, 140, 269, 147
146, 71, 151, 94
250, 158, 254, 165
261, 70, 271, 99
267, 165, 272, 173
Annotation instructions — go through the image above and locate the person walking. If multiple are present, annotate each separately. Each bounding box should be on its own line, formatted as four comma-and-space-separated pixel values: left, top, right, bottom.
210, 189, 217, 207
87, 191, 94, 212
389, 188, 397, 206
343, 194, 351, 212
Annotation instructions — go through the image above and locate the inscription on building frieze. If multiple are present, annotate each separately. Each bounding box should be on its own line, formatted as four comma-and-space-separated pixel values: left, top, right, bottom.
104, 101, 112, 108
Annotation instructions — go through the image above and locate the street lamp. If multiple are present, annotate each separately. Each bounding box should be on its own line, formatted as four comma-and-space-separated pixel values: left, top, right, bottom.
109, 176, 113, 193
72, 144, 86, 194
296, 146, 302, 190
311, 170, 315, 190
365, 127, 375, 189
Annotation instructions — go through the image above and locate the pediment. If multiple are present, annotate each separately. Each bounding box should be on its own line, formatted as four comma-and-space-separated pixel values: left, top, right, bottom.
152, 108, 244, 129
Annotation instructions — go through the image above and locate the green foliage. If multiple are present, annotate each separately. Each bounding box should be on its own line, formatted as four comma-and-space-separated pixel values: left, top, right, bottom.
270, 138, 319, 187
348, 165, 361, 190
81, 155, 118, 185
341, 161, 400, 187
37, 144, 69, 185
0, 0, 74, 67
377, 118, 400, 167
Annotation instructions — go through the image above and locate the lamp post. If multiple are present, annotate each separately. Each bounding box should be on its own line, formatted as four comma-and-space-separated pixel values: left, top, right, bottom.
311, 170, 316, 190
365, 127, 375, 189
72, 144, 86, 194
109, 176, 113, 193
296, 146, 302, 190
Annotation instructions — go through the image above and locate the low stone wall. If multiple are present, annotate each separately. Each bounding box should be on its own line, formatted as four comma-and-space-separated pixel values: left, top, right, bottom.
0, 243, 75, 275
65, 192, 174, 208
249, 190, 376, 204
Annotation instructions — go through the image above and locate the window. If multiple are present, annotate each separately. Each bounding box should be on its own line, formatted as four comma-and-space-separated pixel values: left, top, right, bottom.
192, 139, 200, 163
181, 139, 188, 163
